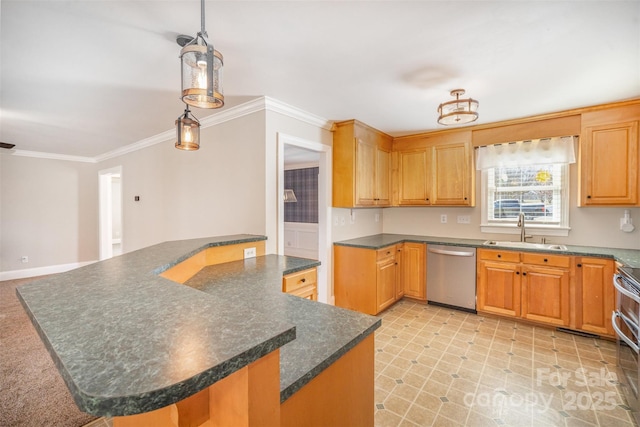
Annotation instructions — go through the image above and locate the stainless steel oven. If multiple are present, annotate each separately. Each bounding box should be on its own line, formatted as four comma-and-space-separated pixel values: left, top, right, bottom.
613, 267, 640, 425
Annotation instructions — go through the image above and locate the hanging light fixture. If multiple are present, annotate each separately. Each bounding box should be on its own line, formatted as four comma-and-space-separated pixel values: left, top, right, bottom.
175, 104, 201, 150
283, 189, 298, 203
437, 89, 479, 125
177, 0, 224, 109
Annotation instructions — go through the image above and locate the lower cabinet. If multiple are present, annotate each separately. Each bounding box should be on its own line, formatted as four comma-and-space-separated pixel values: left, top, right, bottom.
402, 242, 426, 301
334, 244, 402, 315
334, 243, 426, 315
477, 249, 615, 337
574, 257, 615, 336
477, 254, 521, 317
283, 268, 318, 301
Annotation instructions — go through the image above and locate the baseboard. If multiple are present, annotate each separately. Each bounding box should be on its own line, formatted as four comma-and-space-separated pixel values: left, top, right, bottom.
0, 261, 97, 281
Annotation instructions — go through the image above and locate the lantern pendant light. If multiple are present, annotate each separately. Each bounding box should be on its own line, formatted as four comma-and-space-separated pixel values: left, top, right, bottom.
179, 0, 224, 109
175, 104, 201, 150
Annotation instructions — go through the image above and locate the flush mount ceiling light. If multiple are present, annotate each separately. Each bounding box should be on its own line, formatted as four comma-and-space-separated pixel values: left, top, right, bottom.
175, 104, 201, 150
177, 0, 224, 109
437, 89, 479, 125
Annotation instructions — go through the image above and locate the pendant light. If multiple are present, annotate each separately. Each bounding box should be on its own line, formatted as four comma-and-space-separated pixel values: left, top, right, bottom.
178, 0, 224, 109
437, 89, 479, 125
175, 104, 201, 150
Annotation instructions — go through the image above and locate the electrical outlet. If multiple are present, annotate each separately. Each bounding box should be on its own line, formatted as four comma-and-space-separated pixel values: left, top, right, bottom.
333, 217, 339, 226
340, 216, 345, 226
243, 247, 256, 259
21, 256, 28, 263
440, 214, 447, 224
457, 215, 471, 224
375, 213, 380, 223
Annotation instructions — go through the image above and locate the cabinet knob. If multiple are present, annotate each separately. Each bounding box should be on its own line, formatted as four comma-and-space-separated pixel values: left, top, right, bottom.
464, 197, 468, 200
300, 278, 306, 283
395, 262, 398, 265
587, 195, 592, 199
386, 251, 391, 255
497, 254, 502, 258
516, 271, 520, 275
426, 198, 429, 201
577, 263, 582, 267
522, 272, 527, 276
544, 258, 548, 262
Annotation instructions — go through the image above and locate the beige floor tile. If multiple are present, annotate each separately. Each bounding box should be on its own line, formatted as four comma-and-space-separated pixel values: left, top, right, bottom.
374, 302, 639, 427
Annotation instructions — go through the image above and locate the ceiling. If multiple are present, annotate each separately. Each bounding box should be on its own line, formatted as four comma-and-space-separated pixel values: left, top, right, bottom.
1, 1, 639, 158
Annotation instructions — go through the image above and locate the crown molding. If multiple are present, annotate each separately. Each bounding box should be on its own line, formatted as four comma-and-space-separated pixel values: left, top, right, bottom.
10, 149, 96, 163
11, 96, 331, 163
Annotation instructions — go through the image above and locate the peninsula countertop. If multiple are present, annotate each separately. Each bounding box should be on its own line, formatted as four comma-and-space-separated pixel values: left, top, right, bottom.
334, 233, 640, 268
16, 235, 380, 417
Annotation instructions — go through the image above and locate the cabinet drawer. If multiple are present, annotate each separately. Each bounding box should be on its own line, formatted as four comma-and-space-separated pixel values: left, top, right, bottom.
478, 249, 520, 263
376, 246, 396, 261
521, 253, 570, 268
289, 284, 317, 301
283, 268, 317, 293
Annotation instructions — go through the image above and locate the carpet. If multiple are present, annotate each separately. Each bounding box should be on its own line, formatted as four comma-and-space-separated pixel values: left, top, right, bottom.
0, 276, 98, 427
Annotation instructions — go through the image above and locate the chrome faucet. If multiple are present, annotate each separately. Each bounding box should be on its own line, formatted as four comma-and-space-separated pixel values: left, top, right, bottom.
517, 212, 532, 242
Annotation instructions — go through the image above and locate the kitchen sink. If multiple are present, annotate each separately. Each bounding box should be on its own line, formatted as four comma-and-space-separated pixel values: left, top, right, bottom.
482, 240, 568, 251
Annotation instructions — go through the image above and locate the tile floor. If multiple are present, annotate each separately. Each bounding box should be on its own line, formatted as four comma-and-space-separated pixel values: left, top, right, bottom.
374, 299, 638, 427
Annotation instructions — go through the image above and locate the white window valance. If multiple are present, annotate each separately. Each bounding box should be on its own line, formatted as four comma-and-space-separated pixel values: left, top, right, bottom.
475, 136, 577, 170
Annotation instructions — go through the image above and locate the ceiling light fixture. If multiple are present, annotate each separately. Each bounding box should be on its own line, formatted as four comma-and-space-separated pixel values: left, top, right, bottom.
178, 0, 224, 109
437, 89, 479, 125
175, 104, 201, 151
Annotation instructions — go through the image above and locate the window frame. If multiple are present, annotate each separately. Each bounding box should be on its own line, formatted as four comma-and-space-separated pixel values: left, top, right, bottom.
480, 163, 571, 237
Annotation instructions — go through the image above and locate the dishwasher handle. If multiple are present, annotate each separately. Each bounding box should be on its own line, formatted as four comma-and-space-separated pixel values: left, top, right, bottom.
428, 247, 475, 257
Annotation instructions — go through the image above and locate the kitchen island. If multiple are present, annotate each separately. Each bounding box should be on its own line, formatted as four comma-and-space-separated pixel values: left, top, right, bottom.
17, 235, 380, 426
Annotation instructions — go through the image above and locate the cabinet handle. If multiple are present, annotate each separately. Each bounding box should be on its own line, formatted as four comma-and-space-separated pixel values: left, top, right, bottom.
300, 278, 306, 283
577, 263, 582, 267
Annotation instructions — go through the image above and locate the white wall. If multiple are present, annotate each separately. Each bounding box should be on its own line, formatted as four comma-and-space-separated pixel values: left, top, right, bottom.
331, 208, 384, 242
0, 154, 98, 272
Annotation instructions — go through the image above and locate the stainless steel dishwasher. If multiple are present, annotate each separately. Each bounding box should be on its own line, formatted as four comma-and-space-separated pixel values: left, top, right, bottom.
427, 244, 477, 312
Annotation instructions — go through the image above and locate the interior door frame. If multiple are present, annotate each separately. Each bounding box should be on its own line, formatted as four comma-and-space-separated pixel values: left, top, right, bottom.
98, 165, 122, 260
277, 133, 333, 304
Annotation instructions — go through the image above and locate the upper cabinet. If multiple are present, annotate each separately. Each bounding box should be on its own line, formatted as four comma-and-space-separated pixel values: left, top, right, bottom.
394, 130, 475, 206
579, 104, 640, 206
333, 120, 392, 207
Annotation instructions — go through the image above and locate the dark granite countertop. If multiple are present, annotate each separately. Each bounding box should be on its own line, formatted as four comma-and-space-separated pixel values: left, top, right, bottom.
184, 255, 380, 401
334, 233, 640, 268
16, 235, 380, 417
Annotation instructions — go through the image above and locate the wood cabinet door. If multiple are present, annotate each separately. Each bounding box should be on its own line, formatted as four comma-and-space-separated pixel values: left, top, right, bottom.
355, 139, 376, 206
574, 258, 615, 336
376, 257, 397, 313
521, 265, 570, 327
397, 149, 430, 205
580, 120, 639, 205
477, 260, 521, 317
375, 148, 391, 206
431, 142, 472, 206
403, 243, 426, 300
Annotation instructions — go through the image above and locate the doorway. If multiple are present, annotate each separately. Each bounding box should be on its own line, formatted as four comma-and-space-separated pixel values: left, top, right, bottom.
98, 166, 123, 260
277, 133, 332, 304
